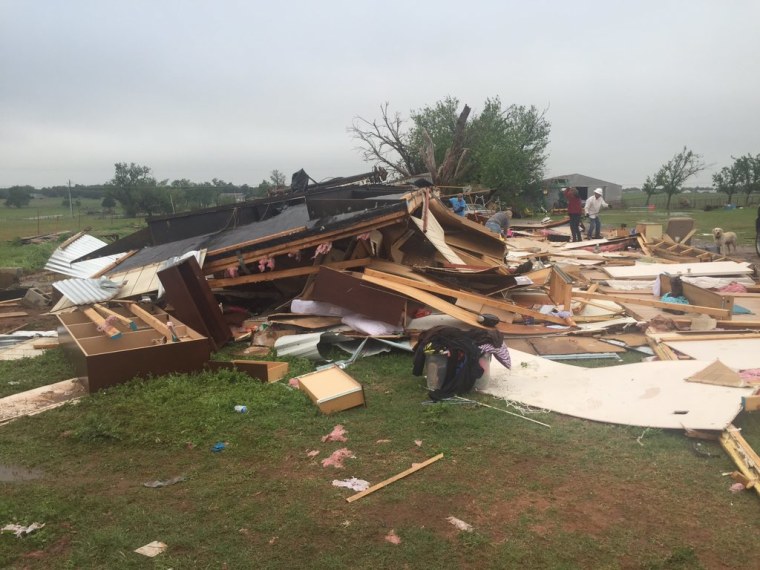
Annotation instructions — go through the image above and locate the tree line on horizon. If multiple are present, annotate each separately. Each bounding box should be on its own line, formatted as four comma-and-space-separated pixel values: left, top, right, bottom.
2, 94, 758, 214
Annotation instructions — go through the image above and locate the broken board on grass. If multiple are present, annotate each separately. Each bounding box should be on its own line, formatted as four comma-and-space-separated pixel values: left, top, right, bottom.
478, 350, 753, 430
0, 378, 86, 425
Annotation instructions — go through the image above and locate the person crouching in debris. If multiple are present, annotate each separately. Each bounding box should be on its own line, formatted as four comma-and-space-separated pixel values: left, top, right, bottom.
584, 188, 609, 240
485, 210, 511, 237
563, 187, 583, 242
449, 193, 467, 216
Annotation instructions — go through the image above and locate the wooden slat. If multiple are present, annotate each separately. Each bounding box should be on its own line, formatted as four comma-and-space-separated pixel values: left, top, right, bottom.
346, 453, 444, 503
573, 291, 731, 319
203, 213, 407, 273
362, 269, 571, 325
208, 258, 371, 288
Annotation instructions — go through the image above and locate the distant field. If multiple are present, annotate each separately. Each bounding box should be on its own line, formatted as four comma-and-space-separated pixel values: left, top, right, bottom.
0, 197, 144, 242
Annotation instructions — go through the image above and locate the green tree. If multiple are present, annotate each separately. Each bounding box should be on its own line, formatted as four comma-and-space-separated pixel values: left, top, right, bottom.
712, 165, 739, 205
101, 194, 116, 211
4, 186, 31, 208
108, 162, 172, 217
349, 96, 551, 204
641, 175, 659, 206
468, 98, 551, 204
733, 153, 760, 206
653, 147, 705, 211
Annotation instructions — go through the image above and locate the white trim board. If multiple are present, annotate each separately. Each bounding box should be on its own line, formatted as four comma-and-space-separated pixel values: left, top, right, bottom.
603, 261, 752, 279
663, 338, 760, 370
478, 350, 752, 430
410, 211, 464, 265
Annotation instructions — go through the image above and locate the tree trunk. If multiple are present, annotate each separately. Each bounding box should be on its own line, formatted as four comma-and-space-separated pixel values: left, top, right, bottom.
419, 104, 471, 186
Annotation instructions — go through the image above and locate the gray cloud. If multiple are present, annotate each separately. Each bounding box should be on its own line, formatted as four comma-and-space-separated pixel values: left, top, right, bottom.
1, 0, 758, 188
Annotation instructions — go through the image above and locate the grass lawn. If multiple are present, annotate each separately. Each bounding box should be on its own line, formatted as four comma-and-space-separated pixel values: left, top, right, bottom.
0, 197, 144, 243
1, 350, 759, 568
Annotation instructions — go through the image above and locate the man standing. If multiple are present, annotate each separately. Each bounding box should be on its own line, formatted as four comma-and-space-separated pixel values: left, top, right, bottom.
449, 193, 467, 216
584, 188, 609, 239
563, 187, 583, 242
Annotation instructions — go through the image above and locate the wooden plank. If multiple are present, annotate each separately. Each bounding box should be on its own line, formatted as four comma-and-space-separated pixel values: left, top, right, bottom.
529, 336, 625, 355
548, 266, 573, 311
203, 213, 407, 273
604, 261, 752, 279
346, 453, 444, 503
82, 307, 122, 339
126, 303, 179, 342
410, 211, 464, 264
362, 269, 571, 326
93, 303, 138, 331
32, 340, 59, 350
208, 258, 371, 288
660, 275, 734, 313
0, 311, 28, 319
573, 291, 731, 319
652, 332, 760, 342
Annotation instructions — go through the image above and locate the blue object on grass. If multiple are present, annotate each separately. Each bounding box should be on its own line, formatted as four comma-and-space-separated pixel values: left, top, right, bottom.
211, 442, 226, 453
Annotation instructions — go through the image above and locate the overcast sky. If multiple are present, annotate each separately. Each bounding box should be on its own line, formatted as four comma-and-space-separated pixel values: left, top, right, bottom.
2, 0, 758, 189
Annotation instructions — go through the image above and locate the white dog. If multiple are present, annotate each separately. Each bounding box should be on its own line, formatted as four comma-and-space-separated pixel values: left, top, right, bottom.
713, 227, 737, 255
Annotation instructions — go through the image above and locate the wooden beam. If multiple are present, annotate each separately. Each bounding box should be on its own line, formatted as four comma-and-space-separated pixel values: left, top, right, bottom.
346, 453, 444, 503
0, 311, 28, 319
203, 213, 407, 273
573, 291, 732, 319
82, 307, 122, 339
208, 258, 371, 288
93, 303, 138, 331
361, 269, 571, 325
126, 304, 179, 342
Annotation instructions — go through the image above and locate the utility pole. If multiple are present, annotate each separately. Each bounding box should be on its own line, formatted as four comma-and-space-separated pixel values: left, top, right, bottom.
68, 180, 74, 218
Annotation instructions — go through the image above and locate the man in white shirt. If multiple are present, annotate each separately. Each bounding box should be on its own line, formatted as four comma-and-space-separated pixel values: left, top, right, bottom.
584, 188, 609, 239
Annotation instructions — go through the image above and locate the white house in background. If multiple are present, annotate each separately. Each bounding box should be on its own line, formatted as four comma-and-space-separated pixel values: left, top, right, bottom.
541, 174, 623, 209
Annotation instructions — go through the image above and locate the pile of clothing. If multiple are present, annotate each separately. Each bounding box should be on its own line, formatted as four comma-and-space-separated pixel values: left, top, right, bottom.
412, 326, 511, 400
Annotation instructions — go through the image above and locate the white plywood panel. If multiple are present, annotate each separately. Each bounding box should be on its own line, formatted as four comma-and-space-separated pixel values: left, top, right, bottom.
604, 261, 752, 279
664, 339, 760, 370
478, 350, 752, 430
410, 212, 464, 265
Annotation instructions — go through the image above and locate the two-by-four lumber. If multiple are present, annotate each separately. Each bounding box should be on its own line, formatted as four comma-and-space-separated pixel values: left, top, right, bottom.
203, 212, 407, 273
208, 258, 372, 288
346, 453, 444, 503
362, 269, 571, 325
126, 303, 178, 342
82, 307, 122, 339
572, 291, 732, 319
93, 303, 138, 331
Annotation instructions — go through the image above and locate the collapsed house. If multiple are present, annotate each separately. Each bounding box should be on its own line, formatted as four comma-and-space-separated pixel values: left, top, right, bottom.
27, 174, 760, 495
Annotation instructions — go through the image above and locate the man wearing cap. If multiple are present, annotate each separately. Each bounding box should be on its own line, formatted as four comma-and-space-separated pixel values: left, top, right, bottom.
584, 188, 609, 240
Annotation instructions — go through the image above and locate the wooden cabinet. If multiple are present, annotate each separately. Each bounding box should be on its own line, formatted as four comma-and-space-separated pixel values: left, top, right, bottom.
57, 305, 210, 393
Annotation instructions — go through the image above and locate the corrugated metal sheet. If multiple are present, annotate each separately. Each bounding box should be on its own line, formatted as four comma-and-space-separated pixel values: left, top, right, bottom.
45, 234, 125, 278
52, 277, 125, 305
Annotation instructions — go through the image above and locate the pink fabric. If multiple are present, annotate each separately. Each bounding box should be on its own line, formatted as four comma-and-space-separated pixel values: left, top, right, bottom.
739, 369, 760, 383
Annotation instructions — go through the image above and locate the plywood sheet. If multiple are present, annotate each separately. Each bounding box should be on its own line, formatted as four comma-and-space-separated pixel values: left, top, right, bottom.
478, 350, 752, 430
528, 336, 625, 355
410, 211, 464, 264
604, 261, 752, 279
664, 338, 760, 370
